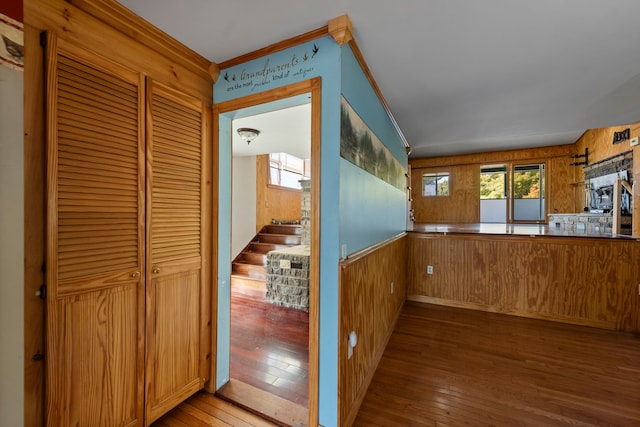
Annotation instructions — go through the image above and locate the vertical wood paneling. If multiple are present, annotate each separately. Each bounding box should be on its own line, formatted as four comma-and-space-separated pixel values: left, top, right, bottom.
408, 233, 640, 332
411, 164, 480, 223
255, 154, 302, 231
547, 155, 576, 214
338, 235, 407, 426
409, 145, 577, 224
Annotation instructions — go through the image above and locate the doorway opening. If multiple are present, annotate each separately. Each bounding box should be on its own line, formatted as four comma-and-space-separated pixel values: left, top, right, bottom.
480, 163, 547, 223
214, 79, 321, 426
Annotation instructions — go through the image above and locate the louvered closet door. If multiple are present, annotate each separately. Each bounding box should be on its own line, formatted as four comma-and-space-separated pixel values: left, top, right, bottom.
45, 34, 145, 426
145, 80, 206, 424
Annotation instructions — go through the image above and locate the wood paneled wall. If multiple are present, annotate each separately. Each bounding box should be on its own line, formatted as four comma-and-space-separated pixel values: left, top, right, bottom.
255, 154, 302, 231
410, 145, 576, 223
411, 164, 480, 223
23, 1, 214, 425
407, 233, 640, 332
338, 234, 407, 427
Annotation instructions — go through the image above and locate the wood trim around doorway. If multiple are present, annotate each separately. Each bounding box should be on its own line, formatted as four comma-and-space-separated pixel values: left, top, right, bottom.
213, 77, 321, 426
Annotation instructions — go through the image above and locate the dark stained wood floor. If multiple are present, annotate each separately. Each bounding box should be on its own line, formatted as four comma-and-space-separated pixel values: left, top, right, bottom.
355, 301, 640, 426
228, 285, 309, 407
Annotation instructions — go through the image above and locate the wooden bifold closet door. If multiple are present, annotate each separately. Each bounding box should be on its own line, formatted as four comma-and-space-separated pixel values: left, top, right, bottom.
144, 80, 207, 424
45, 33, 207, 426
45, 33, 146, 427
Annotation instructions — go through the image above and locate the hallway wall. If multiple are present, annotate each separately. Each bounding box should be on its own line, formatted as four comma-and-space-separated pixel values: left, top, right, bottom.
0, 63, 24, 427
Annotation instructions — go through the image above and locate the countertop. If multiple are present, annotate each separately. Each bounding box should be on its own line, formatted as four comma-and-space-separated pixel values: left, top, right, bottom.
408, 223, 637, 240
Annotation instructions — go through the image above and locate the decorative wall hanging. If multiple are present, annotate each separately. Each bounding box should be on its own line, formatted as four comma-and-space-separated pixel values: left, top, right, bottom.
340, 96, 406, 191
0, 13, 23, 70
612, 128, 630, 145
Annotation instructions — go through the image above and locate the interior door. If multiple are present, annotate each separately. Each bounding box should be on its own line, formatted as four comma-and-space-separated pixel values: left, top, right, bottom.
45, 33, 145, 426
144, 80, 208, 424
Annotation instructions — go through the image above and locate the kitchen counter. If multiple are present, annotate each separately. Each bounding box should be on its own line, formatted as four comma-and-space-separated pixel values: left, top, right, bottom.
408, 222, 637, 240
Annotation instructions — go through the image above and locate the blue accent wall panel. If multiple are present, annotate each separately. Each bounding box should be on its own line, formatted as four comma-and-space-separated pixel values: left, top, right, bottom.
338, 45, 408, 255
339, 159, 407, 254
340, 46, 408, 168
216, 114, 232, 388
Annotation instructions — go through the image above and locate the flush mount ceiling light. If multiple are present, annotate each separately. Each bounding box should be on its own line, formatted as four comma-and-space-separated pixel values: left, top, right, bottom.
237, 127, 260, 145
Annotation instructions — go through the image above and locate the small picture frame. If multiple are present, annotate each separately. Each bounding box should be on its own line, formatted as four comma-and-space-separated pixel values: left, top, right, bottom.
0, 12, 23, 70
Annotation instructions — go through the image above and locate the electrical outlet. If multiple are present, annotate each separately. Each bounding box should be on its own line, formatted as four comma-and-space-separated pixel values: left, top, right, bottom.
427, 265, 433, 274
390, 282, 394, 294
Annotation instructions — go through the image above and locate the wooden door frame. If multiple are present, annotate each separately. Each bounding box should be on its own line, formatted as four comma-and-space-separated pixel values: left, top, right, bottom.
212, 77, 321, 426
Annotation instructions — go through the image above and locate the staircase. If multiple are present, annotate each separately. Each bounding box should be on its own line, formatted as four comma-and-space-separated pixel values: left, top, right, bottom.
231, 224, 302, 298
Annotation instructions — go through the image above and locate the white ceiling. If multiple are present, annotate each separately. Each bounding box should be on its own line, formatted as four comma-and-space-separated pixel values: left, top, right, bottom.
119, 0, 640, 158
232, 103, 311, 159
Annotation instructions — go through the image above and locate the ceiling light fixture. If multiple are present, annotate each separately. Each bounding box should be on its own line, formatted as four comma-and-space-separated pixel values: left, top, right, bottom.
237, 127, 260, 145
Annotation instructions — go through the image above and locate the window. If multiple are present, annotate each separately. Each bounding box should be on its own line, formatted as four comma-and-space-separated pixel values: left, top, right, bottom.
422, 173, 449, 196
512, 163, 546, 222
480, 166, 507, 200
269, 152, 310, 190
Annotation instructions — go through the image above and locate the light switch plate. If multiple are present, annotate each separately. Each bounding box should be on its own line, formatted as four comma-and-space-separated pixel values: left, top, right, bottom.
630, 137, 639, 147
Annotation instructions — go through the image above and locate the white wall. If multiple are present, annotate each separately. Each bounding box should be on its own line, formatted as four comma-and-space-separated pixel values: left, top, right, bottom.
0, 65, 24, 426
231, 156, 256, 259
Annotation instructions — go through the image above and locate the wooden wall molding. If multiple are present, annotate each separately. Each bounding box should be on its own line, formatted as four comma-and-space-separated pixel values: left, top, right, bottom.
25, 0, 213, 100
216, 13, 411, 155
65, 0, 213, 82
217, 26, 329, 70
328, 14, 353, 45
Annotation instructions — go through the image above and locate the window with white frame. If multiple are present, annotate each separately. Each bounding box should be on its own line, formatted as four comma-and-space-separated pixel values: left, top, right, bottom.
269, 152, 310, 190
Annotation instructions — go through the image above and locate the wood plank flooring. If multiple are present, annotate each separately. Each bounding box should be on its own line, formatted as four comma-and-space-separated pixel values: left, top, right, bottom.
354, 301, 640, 426
152, 392, 277, 427
227, 287, 309, 406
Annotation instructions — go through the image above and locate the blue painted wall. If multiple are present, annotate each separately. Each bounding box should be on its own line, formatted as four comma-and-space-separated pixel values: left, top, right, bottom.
213, 36, 408, 427
214, 36, 343, 426
339, 45, 408, 255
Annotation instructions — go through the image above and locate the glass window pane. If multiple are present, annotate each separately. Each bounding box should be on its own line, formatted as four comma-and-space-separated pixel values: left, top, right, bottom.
437, 175, 449, 196
423, 176, 437, 196
480, 172, 505, 199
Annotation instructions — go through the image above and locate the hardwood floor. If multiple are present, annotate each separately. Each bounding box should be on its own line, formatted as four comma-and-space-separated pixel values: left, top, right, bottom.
154, 286, 309, 427
157, 301, 639, 426
228, 287, 309, 407
355, 301, 640, 426
152, 392, 277, 426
